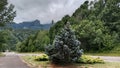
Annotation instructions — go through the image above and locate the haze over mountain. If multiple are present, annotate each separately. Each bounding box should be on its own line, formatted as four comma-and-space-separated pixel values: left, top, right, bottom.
7, 20, 52, 30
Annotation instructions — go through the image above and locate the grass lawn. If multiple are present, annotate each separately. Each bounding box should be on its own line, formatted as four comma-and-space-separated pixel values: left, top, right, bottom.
18, 51, 120, 56
0, 52, 5, 57
21, 56, 49, 68
17, 51, 120, 57
17, 52, 44, 54
21, 56, 120, 68
79, 62, 120, 68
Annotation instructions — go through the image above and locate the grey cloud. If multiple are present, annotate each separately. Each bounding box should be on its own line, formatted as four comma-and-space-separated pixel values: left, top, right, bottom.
8, 0, 85, 24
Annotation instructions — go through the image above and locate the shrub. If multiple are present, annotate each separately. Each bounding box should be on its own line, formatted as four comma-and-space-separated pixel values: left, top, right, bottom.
35, 54, 49, 61
0, 53, 5, 57
34, 54, 104, 64
77, 55, 104, 64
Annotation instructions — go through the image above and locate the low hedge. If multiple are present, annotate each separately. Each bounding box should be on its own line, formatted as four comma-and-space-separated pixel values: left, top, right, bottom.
0, 53, 5, 57
77, 55, 104, 64
35, 54, 49, 61
34, 54, 104, 64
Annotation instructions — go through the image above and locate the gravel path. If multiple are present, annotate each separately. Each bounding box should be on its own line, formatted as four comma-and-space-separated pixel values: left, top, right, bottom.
92, 56, 120, 62
0, 52, 30, 68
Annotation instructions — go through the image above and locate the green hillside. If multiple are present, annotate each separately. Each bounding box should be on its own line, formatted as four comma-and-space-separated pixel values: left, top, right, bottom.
49, 0, 120, 52
16, 30, 50, 52
0, 29, 37, 51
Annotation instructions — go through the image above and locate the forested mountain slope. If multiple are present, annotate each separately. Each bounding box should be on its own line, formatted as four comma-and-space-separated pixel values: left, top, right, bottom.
49, 0, 120, 52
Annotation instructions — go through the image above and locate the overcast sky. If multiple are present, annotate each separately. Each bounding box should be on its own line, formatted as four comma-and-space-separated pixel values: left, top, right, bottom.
8, 0, 86, 24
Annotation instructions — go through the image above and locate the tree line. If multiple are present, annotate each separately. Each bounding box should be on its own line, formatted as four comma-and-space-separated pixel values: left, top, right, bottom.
49, 0, 120, 52
0, 0, 120, 52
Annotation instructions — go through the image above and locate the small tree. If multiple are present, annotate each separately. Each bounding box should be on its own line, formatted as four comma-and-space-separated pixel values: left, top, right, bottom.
45, 22, 83, 64
0, 0, 16, 26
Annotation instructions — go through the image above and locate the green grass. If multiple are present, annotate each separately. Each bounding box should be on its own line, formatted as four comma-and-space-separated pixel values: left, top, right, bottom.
0, 53, 5, 57
17, 52, 44, 54
22, 56, 120, 68
78, 62, 120, 68
18, 51, 120, 56
21, 56, 49, 68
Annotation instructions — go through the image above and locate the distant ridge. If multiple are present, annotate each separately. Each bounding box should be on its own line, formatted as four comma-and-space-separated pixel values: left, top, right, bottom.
7, 20, 52, 30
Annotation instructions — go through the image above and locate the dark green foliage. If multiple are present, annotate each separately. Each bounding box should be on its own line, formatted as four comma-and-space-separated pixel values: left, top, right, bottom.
16, 30, 50, 52
13, 29, 37, 42
0, 0, 16, 26
46, 22, 83, 64
0, 29, 37, 51
0, 30, 9, 51
73, 1, 89, 20
49, 0, 120, 52
4, 30, 19, 51
49, 15, 70, 44
0, 28, 45, 52
0, 0, 16, 51
73, 20, 118, 51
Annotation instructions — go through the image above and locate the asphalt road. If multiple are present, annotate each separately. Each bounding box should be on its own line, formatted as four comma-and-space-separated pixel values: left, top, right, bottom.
0, 52, 30, 68
92, 56, 120, 62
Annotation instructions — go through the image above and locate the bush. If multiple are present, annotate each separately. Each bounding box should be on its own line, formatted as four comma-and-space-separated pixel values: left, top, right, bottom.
0, 53, 5, 57
77, 55, 104, 64
35, 54, 49, 61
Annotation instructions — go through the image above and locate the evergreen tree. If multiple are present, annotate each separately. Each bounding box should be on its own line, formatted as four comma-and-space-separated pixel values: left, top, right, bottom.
49, 15, 70, 44
46, 22, 83, 64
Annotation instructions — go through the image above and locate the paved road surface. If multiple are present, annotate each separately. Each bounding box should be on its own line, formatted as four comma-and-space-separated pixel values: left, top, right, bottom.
92, 56, 120, 62
0, 52, 30, 68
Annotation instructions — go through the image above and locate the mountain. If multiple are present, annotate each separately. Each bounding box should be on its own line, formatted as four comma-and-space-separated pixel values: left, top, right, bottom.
7, 20, 52, 30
